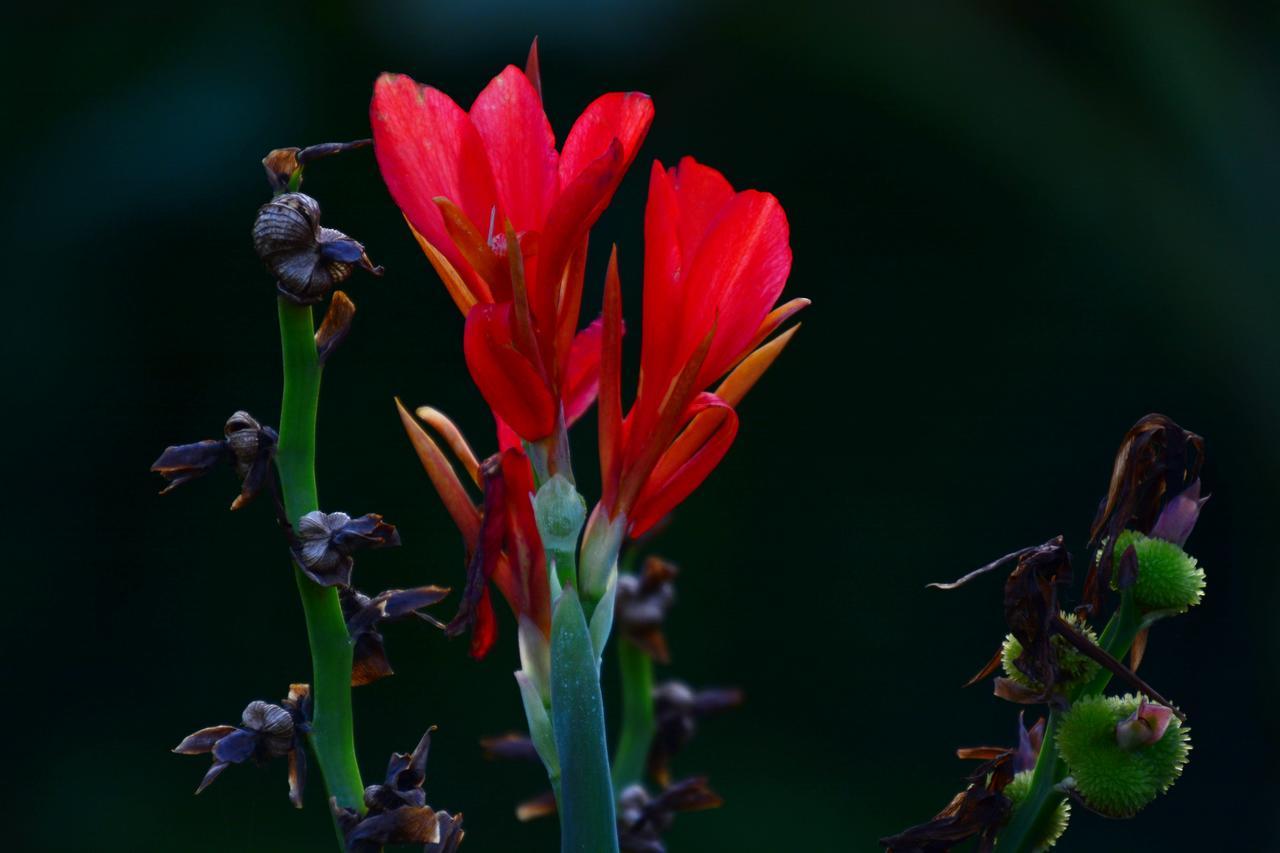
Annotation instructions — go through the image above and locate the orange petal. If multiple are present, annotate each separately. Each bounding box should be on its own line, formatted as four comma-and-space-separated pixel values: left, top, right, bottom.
435, 197, 510, 299
395, 398, 481, 545
415, 405, 482, 487
406, 219, 483, 313
715, 323, 801, 407
742, 297, 810, 360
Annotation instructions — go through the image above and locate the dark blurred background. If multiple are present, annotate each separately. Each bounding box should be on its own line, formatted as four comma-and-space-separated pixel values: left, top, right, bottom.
12, 1, 1280, 849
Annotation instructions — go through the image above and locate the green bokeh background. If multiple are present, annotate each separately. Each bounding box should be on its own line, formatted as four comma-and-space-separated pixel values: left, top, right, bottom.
15, 1, 1279, 849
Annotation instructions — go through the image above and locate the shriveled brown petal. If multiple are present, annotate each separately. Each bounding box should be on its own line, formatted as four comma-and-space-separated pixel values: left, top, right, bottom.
615, 557, 678, 664
516, 791, 559, 823
316, 290, 356, 364
425, 810, 465, 853
1084, 413, 1203, 612
151, 439, 230, 493
347, 806, 441, 846
288, 745, 306, 809
173, 725, 237, 755
481, 732, 541, 763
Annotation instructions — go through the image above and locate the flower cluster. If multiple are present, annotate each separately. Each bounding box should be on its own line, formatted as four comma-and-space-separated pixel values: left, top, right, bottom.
373, 43, 800, 850
883, 414, 1208, 851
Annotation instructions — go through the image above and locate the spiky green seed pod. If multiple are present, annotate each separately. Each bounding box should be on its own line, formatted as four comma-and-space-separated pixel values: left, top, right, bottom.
1001, 612, 1100, 692
1003, 770, 1070, 850
1056, 694, 1191, 818
1112, 531, 1205, 614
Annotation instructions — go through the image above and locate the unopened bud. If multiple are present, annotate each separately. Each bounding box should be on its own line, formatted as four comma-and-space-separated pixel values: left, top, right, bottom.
533, 474, 586, 555
1116, 699, 1174, 751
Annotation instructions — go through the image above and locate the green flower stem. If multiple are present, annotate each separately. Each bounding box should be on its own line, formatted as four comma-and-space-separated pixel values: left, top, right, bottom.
611, 636, 655, 790
1001, 590, 1142, 852
999, 711, 1065, 853
276, 298, 365, 826
551, 587, 620, 853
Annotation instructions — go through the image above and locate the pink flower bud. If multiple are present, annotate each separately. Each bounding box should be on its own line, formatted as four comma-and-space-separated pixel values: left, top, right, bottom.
1116, 699, 1175, 750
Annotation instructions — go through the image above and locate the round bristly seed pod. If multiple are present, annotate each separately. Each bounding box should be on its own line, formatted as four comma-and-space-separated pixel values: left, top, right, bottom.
253, 192, 381, 303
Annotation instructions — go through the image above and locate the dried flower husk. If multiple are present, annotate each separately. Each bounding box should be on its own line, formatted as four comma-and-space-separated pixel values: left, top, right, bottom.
647, 681, 743, 786
151, 411, 278, 510
341, 585, 449, 686
617, 777, 723, 853
173, 684, 311, 808
615, 556, 678, 663
879, 751, 1015, 852
291, 511, 400, 587
253, 192, 382, 304
331, 727, 465, 852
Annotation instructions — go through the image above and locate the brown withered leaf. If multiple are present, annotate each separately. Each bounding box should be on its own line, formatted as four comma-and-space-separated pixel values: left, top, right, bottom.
1083, 413, 1203, 613
880, 753, 1015, 853
934, 538, 1073, 707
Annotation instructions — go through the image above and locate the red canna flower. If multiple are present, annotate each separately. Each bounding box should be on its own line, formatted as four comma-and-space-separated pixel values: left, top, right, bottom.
371, 45, 654, 446
394, 400, 548, 659
597, 157, 808, 538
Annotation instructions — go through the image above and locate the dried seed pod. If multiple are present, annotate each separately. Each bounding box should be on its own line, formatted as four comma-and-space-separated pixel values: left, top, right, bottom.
253, 192, 382, 303
152, 411, 277, 510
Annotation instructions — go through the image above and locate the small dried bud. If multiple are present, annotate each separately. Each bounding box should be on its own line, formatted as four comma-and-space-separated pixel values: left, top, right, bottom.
151, 411, 278, 510
253, 192, 382, 304
262, 139, 372, 192
648, 682, 743, 786
173, 683, 311, 808
291, 511, 400, 587
615, 557, 678, 663
617, 778, 723, 853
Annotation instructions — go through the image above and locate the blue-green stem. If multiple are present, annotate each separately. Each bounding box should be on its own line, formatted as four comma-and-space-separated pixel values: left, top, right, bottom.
1000, 590, 1142, 851
276, 298, 364, 832
551, 587, 620, 853
611, 636, 655, 790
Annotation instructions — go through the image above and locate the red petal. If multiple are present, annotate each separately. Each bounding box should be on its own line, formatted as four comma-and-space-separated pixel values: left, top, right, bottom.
534, 139, 623, 349
501, 449, 550, 635
683, 186, 791, 385
562, 317, 604, 426
371, 73, 497, 288
463, 303, 557, 440
628, 394, 738, 538
668, 156, 735, 261
638, 160, 684, 414
559, 91, 654, 189
469, 66, 559, 234
469, 585, 497, 659
598, 250, 625, 512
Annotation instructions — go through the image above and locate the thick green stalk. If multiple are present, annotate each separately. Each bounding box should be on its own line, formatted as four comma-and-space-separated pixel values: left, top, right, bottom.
998, 711, 1064, 852
276, 298, 364, 822
1001, 590, 1142, 851
611, 636, 655, 790
551, 587, 620, 853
